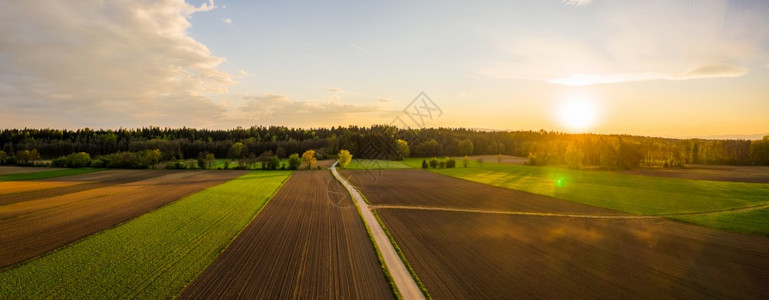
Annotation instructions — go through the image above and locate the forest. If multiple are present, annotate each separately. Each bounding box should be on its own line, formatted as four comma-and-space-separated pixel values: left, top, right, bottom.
0, 126, 767, 169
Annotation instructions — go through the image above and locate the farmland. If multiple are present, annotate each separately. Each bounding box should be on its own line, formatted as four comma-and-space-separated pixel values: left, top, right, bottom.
0, 167, 100, 181
181, 171, 393, 299
345, 169, 769, 298
0, 169, 247, 267
400, 158, 769, 234
0, 171, 290, 298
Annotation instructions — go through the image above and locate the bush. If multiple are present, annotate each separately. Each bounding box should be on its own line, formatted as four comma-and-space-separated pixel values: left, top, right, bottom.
428, 157, 438, 168
421, 159, 428, 169
438, 161, 445, 168
51, 152, 92, 168
445, 157, 456, 168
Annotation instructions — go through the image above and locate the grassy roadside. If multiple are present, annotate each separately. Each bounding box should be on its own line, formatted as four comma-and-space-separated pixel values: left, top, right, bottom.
371, 210, 432, 299
0, 171, 291, 298
0, 168, 102, 181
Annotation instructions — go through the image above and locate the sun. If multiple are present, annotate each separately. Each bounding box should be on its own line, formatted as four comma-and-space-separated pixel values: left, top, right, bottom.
558, 95, 599, 132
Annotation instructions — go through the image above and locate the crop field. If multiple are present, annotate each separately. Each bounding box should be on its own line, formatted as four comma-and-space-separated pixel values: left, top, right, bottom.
377, 209, 769, 299
181, 171, 393, 299
343, 169, 769, 298
400, 158, 769, 234
0, 169, 247, 267
0, 171, 290, 298
0, 167, 100, 181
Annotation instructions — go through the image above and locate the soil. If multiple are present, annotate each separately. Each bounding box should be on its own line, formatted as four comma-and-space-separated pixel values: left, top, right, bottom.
180, 171, 393, 299
0, 170, 246, 267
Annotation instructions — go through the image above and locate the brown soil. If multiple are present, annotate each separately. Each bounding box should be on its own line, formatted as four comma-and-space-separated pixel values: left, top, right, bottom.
467, 155, 528, 165
0, 170, 246, 268
379, 210, 769, 299
341, 169, 623, 214
623, 164, 769, 183
0, 166, 64, 175
180, 171, 393, 299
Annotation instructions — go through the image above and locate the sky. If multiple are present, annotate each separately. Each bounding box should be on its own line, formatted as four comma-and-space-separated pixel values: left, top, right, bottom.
1, 0, 768, 138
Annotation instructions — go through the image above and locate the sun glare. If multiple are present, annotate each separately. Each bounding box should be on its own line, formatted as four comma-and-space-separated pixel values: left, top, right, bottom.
558, 95, 599, 132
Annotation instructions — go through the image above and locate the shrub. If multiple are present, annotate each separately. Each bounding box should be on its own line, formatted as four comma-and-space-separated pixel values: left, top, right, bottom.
445, 157, 456, 168
421, 159, 428, 169
428, 157, 438, 168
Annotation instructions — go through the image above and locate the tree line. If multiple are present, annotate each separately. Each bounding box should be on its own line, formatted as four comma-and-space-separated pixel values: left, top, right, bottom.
1, 126, 767, 168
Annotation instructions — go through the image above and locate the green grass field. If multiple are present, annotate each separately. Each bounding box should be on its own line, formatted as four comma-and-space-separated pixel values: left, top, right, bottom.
0, 171, 291, 298
0, 168, 102, 181
341, 159, 412, 170
402, 157, 769, 235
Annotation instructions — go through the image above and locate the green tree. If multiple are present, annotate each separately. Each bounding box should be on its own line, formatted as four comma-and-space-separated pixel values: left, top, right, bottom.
564, 143, 584, 169
463, 155, 469, 168
144, 149, 162, 169
338, 149, 352, 168
415, 139, 440, 157
0, 150, 7, 165
266, 155, 280, 170
204, 153, 216, 169
421, 159, 428, 169
395, 139, 410, 160
228, 142, 246, 159
288, 153, 301, 170
301, 150, 317, 169
457, 139, 474, 156
749, 136, 769, 165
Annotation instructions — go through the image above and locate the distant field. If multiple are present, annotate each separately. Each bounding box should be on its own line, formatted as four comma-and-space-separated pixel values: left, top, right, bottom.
0, 167, 100, 181
0, 166, 65, 175
181, 171, 393, 299
341, 159, 412, 170
0, 171, 289, 298
401, 158, 769, 234
0, 169, 247, 267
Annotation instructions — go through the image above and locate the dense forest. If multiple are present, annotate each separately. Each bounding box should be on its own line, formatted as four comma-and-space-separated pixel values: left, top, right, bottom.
0, 126, 768, 169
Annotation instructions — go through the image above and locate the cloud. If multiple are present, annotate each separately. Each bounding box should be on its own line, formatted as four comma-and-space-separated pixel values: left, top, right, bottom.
329, 88, 345, 93
223, 18, 232, 24
476, 1, 769, 86
349, 42, 368, 53
237, 70, 251, 78
240, 93, 385, 126
0, 0, 232, 128
674, 64, 748, 79
562, 0, 592, 7
378, 98, 391, 103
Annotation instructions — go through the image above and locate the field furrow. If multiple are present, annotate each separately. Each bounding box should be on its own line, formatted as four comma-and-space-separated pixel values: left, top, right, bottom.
180, 171, 393, 299
0, 170, 247, 267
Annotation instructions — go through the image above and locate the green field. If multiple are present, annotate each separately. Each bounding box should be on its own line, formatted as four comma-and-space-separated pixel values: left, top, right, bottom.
0, 171, 291, 298
0, 168, 102, 181
401, 158, 769, 235
341, 159, 412, 170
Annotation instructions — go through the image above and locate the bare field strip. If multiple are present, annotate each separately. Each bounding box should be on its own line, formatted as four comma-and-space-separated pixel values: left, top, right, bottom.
0, 166, 64, 175
0, 170, 170, 206
378, 209, 769, 299
341, 169, 624, 214
181, 171, 393, 299
624, 164, 769, 183
0, 170, 247, 267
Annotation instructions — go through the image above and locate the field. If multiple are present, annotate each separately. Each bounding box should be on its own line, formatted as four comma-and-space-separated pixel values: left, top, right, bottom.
344, 169, 769, 298
0, 169, 247, 267
0, 171, 290, 298
181, 171, 393, 299
0, 167, 100, 181
400, 158, 769, 234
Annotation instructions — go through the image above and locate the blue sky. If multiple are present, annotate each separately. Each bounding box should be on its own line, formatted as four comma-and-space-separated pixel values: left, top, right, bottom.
1, 0, 768, 138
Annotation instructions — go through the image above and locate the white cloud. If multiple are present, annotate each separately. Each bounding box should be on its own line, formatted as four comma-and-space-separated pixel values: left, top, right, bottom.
223, 18, 232, 24
237, 70, 251, 78
562, 0, 592, 7
329, 88, 345, 93
476, 1, 769, 86
0, 0, 232, 128
378, 98, 391, 103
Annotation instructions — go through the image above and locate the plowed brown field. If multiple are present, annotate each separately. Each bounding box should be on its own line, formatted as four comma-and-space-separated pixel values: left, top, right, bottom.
341, 169, 623, 214
0, 170, 246, 267
345, 170, 769, 298
180, 171, 393, 299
